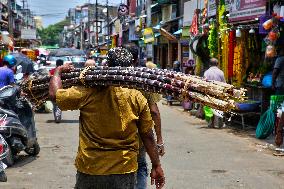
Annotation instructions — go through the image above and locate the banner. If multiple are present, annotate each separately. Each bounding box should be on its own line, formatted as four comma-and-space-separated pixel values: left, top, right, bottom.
21, 29, 37, 40
229, 0, 266, 22
143, 28, 154, 44
208, 0, 230, 17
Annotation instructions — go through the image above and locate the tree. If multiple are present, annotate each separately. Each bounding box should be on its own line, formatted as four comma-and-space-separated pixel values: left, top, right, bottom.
37, 19, 70, 46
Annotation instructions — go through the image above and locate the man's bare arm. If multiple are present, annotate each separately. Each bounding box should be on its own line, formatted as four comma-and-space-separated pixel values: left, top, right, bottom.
49, 69, 63, 102
149, 103, 165, 156
140, 129, 165, 189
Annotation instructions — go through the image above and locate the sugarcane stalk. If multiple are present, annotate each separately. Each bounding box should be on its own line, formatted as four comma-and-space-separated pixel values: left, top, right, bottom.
21, 66, 246, 111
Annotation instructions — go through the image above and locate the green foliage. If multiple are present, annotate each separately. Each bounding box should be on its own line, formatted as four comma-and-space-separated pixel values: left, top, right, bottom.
37, 19, 70, 46
208, 24, 218, 58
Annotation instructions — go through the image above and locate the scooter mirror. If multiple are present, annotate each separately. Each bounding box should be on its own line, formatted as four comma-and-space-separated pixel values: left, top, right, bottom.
15, 73, 23, 81
16, 65, 22, 74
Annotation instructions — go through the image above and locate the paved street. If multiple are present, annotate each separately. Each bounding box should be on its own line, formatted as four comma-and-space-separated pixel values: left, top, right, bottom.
2, 102, 284, 189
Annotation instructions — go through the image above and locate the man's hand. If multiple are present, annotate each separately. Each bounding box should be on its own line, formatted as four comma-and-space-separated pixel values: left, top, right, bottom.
49, 64, 74, 102
56, 63, 74, 75
151, 164, 165, 189
157, 142, 165, 156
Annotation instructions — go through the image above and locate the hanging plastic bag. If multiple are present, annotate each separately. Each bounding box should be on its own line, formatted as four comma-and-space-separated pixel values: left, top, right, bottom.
262, 19, 273, 30
265, 45, 277, 58
203, 106, 213, 122
262, 72, 272, 88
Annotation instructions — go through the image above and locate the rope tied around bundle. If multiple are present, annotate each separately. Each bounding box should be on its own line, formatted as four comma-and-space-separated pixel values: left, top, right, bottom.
28, 80, 43, 107
79, 66, 92, 86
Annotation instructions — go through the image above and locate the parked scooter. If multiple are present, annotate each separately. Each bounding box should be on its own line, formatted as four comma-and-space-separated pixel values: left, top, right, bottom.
0, 134, 8, 182
0, 86, 40, 166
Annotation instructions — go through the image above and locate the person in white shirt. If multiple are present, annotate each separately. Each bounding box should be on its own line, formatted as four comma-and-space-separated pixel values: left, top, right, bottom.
204, 58, 226, 128
204, 58, 226, 82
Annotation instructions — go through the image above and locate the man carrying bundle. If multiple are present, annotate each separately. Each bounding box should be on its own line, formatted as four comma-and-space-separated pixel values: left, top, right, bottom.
124, 43, 165, 189
49, 47, 165, 189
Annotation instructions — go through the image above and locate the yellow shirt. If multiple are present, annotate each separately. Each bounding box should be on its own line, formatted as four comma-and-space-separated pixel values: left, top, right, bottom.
141, 92, 162, 104
56, 86, 154, 175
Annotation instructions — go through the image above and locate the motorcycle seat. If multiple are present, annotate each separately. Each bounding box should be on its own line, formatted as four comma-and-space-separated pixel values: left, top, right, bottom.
0, 108, 19, 120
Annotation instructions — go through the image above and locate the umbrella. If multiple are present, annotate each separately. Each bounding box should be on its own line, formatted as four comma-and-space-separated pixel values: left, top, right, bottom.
10, 53, 35, 74
49, 48, 85, 57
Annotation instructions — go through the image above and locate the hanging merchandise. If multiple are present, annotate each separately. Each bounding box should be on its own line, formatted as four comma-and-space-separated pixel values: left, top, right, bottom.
190, 9, 200, 36
221, 32, 229, 81
262, 18, 274, 30
117, 4, 129, 19
265, 45, 277, 58
259, 15, 272, 34
263, 14, 281, 58
233, 38, 244, 87
267, 29, 280, 42
218, 0, 229, 81
208, 23, 218, 58
228, 31, 235, 79
202, 0, 208, 25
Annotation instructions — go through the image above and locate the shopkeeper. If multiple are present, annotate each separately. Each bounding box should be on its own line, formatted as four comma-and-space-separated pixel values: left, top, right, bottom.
272, 41, 284, 95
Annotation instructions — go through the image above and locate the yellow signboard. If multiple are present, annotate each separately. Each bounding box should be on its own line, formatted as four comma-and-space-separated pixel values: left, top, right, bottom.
143, 28, 154, 44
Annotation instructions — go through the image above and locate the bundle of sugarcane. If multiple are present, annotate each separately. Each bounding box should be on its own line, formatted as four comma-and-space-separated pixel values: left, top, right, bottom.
21, 66, 246, 112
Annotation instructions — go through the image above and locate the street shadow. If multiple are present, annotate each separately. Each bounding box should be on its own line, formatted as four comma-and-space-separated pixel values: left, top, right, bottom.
46, 120, 79, 124
9, 155, 37, 168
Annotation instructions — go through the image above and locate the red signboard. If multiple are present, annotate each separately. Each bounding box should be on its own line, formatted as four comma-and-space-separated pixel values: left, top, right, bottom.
229, 0, 267, 22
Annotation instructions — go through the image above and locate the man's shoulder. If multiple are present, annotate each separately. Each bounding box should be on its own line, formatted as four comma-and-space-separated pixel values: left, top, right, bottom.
0, 67, 12, 73
117, 87, 144, 97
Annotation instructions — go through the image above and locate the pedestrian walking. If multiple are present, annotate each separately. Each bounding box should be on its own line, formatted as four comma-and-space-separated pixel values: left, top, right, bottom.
50, 59, 64, 123
124, 43, 165, 189
49, 47, 165, 189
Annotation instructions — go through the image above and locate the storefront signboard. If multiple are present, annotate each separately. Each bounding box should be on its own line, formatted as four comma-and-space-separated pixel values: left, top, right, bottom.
21, 29, 37, 40
143, 28, 154, 44
229, 0, 266, 22
208, 0, 230, 17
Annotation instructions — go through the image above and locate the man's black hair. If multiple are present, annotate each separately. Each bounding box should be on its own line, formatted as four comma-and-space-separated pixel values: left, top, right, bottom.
107, 47, 133, 67
56, 59, 64, 67
123, 43, 139, 65
2, 60, 9, 66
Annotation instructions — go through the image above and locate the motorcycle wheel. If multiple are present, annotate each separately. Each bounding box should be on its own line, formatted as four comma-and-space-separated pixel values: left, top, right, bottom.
3, 145, 14, 167
25, 141, 40, 156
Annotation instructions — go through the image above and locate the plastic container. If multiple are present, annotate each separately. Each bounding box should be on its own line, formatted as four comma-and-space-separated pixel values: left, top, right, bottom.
236, 101, 261, 112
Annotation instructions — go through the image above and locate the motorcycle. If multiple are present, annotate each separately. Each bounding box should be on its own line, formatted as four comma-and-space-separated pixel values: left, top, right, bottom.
0, 86, 40, 166
0, 134, 8, 182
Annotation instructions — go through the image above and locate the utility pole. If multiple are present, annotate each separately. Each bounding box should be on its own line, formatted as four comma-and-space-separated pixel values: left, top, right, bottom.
95, 0, 98, 46
146, 0, 153, 60
80, 21, 84, 50
88, 3, 91, 48
106, 0, 110, 50
8, 0, 13, 34
215, 0, 220, 61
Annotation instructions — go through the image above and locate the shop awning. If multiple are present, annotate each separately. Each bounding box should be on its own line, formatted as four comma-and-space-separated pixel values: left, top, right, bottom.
160, 28, 177, 41
151, 3, 159, 8
154, 33, 161, 37
153, 24, 161, 30
173, 29, 182, 35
